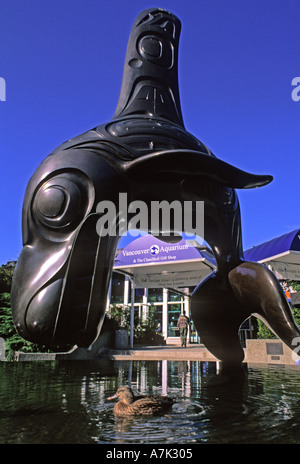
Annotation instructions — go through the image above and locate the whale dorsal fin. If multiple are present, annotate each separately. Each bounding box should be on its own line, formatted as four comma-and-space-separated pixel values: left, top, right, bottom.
113, 8, 184, 127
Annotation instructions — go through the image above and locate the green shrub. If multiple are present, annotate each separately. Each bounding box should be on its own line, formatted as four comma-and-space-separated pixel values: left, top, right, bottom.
0, 292, 56, 360
256, 318, 278, 339
107, 303, 165, 345
256, 305, 300, 339
0, 263, 72, 360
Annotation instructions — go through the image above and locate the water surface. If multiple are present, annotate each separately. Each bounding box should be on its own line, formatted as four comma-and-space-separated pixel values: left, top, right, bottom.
0, 360, 300, 444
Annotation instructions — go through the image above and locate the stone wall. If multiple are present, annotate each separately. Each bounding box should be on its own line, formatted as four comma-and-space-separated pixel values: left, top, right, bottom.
244, 339, 298, 366
15, 328, 114, 361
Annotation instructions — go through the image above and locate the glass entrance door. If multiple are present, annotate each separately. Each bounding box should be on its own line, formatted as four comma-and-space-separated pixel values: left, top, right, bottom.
167, 304, 181, 337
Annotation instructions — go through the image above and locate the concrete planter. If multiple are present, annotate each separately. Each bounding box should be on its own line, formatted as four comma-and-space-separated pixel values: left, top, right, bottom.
245, 339, 299, 365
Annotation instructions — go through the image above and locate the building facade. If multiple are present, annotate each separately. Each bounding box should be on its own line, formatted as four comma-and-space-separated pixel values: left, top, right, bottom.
106, 230, 300, 346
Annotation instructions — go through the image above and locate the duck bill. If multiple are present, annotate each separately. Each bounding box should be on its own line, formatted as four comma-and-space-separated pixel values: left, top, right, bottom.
107, 394, 118, 401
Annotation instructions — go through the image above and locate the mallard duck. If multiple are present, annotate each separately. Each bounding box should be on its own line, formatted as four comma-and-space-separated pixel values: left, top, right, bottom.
107, 386, 176, 416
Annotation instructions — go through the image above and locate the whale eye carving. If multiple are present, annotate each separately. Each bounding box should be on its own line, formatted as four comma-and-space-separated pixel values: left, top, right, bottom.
36, 186, 66, 219
35, 178, 81, 228
138, 34, 173, 68
32, 172, 94, 239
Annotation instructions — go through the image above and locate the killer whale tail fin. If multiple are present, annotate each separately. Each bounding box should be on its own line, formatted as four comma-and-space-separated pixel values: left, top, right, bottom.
228, 261, 300, 350
191, 261, 300, 370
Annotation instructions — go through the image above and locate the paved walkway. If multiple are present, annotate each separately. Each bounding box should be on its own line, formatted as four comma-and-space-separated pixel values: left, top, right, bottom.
15, 340, 299, 366
101, 344, 219, 361
15, 343, 219, 362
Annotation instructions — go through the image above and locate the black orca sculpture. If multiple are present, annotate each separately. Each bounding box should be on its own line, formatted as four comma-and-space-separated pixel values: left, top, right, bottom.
11, 8, 300, 369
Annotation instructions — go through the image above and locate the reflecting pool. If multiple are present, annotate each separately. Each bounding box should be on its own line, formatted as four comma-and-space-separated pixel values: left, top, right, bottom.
0, 360, 300, 444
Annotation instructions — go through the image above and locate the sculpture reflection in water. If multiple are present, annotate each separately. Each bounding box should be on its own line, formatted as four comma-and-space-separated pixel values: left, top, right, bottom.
11, 8, 300, 371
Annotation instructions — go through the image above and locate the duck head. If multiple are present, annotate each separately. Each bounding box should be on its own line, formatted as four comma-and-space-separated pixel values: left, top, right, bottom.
108, 386, 135, 404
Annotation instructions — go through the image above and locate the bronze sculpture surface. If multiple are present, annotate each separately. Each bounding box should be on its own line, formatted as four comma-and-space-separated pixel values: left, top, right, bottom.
11, 8, 300, 370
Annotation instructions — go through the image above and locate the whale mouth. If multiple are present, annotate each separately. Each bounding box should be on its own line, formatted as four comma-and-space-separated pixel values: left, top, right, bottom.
52, 215, 119, 347
20, 215, 119, 347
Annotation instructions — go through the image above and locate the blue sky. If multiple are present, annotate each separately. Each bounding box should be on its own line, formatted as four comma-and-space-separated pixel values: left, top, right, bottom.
0, 0, 299, 264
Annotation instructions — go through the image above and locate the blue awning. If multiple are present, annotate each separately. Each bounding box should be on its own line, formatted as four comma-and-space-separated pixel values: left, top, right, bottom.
112, 230, 300, 285
114, 234, 216, 288
244, 229, 300, 280
115, 235, 215, 267
244, 229, 300, 263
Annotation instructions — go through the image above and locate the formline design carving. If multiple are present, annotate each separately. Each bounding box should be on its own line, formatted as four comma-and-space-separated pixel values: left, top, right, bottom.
11, 8, 300, 371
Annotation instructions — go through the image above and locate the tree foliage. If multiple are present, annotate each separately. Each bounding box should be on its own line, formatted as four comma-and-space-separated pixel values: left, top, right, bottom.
0, 263, 15, 293
256, 318, 278, 339
0, 262, 62, 360
256, 280, 300, 339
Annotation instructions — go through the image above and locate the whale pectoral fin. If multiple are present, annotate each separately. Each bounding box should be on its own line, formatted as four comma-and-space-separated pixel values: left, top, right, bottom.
191, 272, 251, 370
123, 149, 273, 189
228, 262, 300, 350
